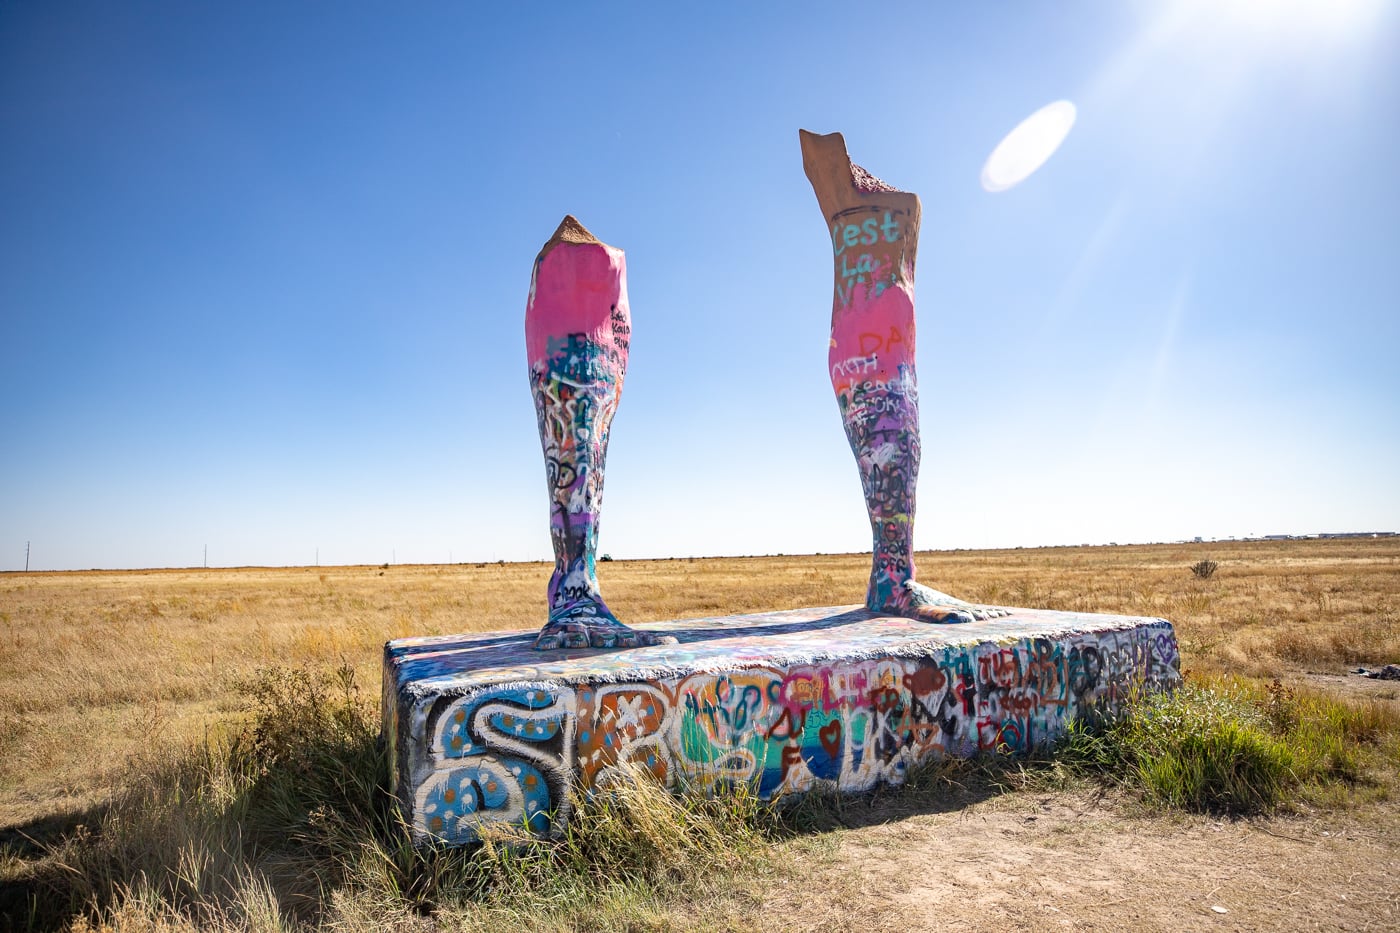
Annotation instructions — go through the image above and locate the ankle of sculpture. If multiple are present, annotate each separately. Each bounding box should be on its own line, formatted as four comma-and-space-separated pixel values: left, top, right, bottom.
867, 516, 917, 605
547, 549, 608, 614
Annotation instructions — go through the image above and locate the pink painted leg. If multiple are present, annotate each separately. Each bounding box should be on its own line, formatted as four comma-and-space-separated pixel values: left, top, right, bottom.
525, 216, 676, 650
800, 130, 1009, 624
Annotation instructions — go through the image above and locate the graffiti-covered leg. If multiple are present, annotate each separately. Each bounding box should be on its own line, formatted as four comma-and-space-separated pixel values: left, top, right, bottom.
526, 216, 676, 651
800, 130, 1008, 624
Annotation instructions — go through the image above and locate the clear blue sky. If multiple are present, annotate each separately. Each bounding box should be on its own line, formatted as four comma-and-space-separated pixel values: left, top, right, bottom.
3, 1, 1397, 571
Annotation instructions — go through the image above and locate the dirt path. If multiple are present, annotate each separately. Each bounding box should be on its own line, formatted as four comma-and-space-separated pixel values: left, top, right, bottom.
748, 790, 1399, 932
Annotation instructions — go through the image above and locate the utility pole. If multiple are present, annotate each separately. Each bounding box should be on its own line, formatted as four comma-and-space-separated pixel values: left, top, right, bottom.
315, 547, 319, 567
203, 544, 207, 569
25, 541, 30, 572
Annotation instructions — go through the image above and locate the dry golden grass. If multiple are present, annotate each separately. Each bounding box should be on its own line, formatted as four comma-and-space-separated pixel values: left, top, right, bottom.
1, 538, 1397, 829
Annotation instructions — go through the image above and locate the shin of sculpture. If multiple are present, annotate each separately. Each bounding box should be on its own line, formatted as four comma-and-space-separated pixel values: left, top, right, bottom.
800, 130, 1007, 624
525, 216, 672, 650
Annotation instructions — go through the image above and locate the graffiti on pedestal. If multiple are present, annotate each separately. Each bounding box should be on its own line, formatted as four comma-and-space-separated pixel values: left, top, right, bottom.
411, 623, 1179, 842
418, 686, 576, 842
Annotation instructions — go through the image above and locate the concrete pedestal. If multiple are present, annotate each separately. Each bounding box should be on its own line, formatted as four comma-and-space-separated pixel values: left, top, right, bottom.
382, 605, 1180, 844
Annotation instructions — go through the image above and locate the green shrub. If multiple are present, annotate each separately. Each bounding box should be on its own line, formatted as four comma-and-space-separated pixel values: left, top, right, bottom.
1060, 683, 1296, 814
1129, 697, 1294, 813
1061, 675, 1400, 815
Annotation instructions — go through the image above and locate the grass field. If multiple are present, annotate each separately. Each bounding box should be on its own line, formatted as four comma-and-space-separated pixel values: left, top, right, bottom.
1, 538, 1398, 930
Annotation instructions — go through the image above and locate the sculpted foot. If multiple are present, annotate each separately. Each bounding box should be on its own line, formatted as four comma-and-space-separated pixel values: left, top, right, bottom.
870, 580, 1011, 624
533, 600, 678, 651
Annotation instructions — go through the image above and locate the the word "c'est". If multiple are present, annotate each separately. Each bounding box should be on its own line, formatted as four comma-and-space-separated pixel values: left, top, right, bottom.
831, 211, 901, 256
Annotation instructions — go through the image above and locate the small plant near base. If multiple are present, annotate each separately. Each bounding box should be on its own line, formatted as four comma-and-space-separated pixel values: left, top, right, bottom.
1190, 559, 1219, 580
1260, 677, 1300, 734
1135, 686, 1294, 812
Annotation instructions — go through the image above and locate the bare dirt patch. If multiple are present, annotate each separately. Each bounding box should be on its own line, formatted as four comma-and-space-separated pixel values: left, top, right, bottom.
1300, 671, 1400, 702
748, 789, 1399, 932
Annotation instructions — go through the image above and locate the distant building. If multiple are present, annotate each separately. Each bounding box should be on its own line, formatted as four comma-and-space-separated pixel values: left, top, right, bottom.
1318, 532, 1397, 539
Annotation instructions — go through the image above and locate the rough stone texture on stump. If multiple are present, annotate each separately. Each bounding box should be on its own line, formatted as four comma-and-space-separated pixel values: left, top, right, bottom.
382, 606, 1181, 844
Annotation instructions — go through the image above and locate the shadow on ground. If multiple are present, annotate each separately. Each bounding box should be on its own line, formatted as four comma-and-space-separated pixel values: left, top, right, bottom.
776, 753, 1047, 837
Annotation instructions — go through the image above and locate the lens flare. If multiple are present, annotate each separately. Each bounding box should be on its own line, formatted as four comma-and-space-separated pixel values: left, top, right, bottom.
980, 100, 1077, 193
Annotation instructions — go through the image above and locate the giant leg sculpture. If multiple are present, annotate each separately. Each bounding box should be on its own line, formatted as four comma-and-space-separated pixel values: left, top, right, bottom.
526, 216, 675, 650
800, 130, 1007, 624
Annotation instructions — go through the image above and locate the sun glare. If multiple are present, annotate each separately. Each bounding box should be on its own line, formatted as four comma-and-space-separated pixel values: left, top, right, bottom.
1207, 0, 1386, 43
980, 100, 1077, 194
